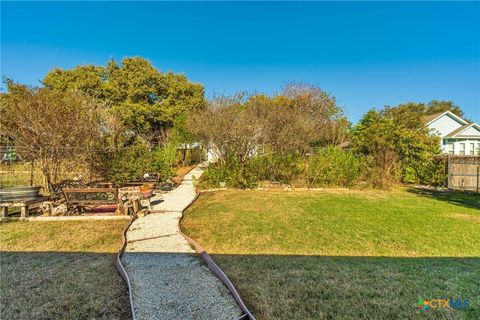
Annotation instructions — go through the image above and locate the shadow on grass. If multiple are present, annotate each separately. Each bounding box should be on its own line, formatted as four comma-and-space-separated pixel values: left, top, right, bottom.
210, 254, 480, 320
406, 187, 480, 210
2, 251, 479, 320
0, 251, 131, 320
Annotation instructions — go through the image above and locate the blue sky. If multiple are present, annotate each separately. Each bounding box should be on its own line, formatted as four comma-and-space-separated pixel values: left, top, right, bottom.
1, 1, 479, 123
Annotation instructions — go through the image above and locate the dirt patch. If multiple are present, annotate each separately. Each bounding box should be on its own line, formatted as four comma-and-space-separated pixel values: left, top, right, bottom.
172, 165, 196, 185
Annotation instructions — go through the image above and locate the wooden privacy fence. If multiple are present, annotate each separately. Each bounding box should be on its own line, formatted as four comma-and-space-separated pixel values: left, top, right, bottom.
447, 156, 480, 193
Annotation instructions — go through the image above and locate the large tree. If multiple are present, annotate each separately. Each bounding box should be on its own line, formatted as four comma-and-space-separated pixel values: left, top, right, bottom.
382, 100, 464, 129
0, 81, 101, 186
43, 57, 207, 140
188, 83, 348, 162
351, 101, 454, 186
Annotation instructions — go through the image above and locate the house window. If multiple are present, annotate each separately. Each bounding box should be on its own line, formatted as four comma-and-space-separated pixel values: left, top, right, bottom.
478, 143, 480, 155
470, 143, 475, 155
447, 143, 454, 155
459, 143, 465, 155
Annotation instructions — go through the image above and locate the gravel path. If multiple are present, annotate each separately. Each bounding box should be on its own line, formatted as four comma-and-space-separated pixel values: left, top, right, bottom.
122, 163, 242, 320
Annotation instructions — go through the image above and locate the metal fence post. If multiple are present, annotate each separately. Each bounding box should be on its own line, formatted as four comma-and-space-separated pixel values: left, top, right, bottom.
447, 154, 451, 189
30, 160, 34, 186
477, 165, 479, 194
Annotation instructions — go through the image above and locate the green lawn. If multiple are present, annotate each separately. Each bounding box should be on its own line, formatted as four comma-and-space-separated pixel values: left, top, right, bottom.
182, 188, 480, 319
0, 220, 130, 319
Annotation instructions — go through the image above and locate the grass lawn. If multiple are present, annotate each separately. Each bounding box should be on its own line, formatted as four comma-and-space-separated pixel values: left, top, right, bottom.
0, 220, 130, 319
182, 188, 480, 319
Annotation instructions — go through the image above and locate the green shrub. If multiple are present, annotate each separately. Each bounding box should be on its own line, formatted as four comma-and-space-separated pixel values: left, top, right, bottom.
200, 149, 364, 189
106, 140, 152, 186
150, 140, 179, 180
102, 131, 186, 186
200, 154, 305, 189
200, 158, 258, 189
351, 106, 450, 187
303, 147, 363, 187
249, 154, 302, 184
400, 153, 446, 186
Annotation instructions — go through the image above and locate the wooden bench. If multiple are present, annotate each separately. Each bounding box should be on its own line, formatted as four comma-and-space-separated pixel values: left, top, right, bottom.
62, 188, 119, 214
48, 180, 87, 202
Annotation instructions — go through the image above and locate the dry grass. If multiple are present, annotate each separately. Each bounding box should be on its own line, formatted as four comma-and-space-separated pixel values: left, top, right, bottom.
0, 220, 126, 253
0, 220, 130, 319
172, 165, 196, 185
0, 162, 44, 188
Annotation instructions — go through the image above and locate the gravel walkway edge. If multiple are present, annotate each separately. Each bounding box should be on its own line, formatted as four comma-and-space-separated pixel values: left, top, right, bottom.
120, 163, 248, 320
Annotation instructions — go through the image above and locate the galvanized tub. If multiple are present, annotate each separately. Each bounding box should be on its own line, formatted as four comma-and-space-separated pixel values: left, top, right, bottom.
0, 186, 42, 202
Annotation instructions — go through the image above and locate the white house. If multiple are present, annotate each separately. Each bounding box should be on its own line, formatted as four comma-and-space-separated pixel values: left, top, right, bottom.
425, 111, 480, 155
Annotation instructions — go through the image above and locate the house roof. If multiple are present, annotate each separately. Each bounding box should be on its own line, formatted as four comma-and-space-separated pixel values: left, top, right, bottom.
424, 111, 468, 126
423, 112, 445, 125
444, 122, 480, 138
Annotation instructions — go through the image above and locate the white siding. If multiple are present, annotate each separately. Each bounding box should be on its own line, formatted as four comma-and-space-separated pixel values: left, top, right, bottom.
457, 125, 480, 137
206, 148, 219, 162
427, 114, 463, 137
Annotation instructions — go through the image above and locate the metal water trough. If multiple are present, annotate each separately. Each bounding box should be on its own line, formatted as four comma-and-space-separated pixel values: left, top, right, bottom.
0, 186, 42, 202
